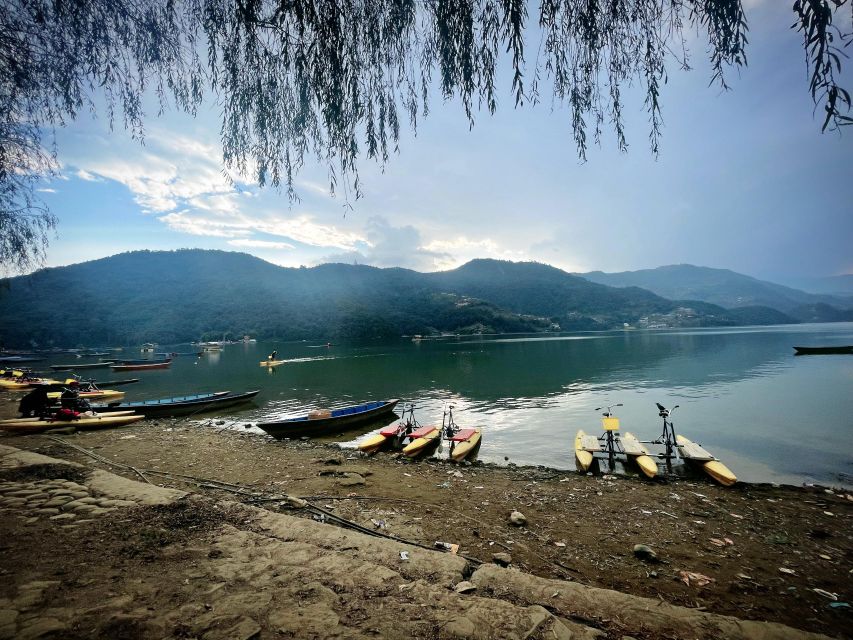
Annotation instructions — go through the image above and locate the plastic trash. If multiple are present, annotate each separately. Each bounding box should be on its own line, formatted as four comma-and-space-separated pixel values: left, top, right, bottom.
399, 551, 409, 561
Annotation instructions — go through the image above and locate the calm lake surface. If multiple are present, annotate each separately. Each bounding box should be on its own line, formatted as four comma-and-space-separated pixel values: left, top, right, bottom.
43, 323, 853, 487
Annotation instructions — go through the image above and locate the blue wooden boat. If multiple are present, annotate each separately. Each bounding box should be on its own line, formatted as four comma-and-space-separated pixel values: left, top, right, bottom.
256, 399, 399, 439
91, 390, 259, 417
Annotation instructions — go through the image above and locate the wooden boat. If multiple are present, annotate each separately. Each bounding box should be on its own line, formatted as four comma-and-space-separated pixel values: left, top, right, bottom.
620, 431, 658, 478
35, 378, 140, 391
675, 434, 737, 486
793, 345, 853, 355
156, 352, 202, 357
92, 390, 259, 418
0, 356, 45, 363
0, 414, 143, 434
112, 357, 171, 365
259, 359, 287, 367
448, 427, 482, 461
1, 410, 138, 424
574, 429, 600, 472
257, 399, 399, 439
110, 361, 171, 371
50, 361, 115, 371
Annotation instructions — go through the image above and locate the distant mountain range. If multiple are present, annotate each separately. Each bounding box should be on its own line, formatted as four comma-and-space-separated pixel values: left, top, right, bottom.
0, 251, 850, 347
578, 264, 853, 321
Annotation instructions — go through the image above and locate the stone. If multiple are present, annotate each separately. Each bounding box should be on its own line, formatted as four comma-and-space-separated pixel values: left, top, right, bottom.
76, 497, 99, 505
0, 610, 17, 627
17, 617, 67, 640
336, 473, 366, 487
454, 581, 477, 594
43, 496, 73, 508
60, 500, 84, 512
49, 513, 76, 522
72, 504, 97, 514
492, 553, 512, 567
509, 511, 527, 526
34, 508, 60, 516
632, 544, 658, 563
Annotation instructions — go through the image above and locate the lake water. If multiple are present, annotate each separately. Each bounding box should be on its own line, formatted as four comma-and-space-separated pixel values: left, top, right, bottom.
39, 323, 853, 487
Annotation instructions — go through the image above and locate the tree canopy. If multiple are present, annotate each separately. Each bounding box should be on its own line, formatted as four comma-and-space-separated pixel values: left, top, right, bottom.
1, 0, 850, 272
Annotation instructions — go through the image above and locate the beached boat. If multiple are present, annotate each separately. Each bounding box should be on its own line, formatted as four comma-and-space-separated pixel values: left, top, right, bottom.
0, 413, 144, 434
257, 399, 399, 439
620, 431, 658, 478
92, 390, 259, 418
447, 427, 482, 461
676, 434, 737, 486
0, 377, 62, 390
793, 345, 853, 355
401, 425, 442, 457
110, 361, 171, 371
47, 389, 125, 402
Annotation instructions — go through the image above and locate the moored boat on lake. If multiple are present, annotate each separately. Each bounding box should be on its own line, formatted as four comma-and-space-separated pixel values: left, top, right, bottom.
793, 345, 853, 355
110, 360, 171, 371
50, 361, 115, 371
257, 399, 399, 439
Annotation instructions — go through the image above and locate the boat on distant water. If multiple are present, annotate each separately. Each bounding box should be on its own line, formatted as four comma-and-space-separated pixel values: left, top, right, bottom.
141, 343, 156, 353
257, 399, 399, 439
793, 345, 853, 355
92, 390, 259, 418
110, 360, 171, 371
50, 361, 115, 371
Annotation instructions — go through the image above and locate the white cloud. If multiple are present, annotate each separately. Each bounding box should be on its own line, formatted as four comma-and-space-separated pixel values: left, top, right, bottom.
423, 235, 528, 270
76, 169, 103, 182
228, 239, 295, 250
37, 188, 57, 193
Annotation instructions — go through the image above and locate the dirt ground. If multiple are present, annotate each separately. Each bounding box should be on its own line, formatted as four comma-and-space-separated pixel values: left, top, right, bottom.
0, 401, 851, 639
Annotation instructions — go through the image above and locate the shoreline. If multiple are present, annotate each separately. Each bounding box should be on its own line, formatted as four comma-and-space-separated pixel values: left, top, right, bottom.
1, 412, 851, 638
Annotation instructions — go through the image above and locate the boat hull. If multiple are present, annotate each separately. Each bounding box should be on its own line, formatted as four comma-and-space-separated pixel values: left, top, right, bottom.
676, 434, 737, 486
257, 400, 399, 439
449, 428, 482, 461
93, 391, 258, 418
793, 345, 853, 355
402, 427, 441, 457
574, 429, 594, 472
110, 362, 171, 371
0, 414, 143, 433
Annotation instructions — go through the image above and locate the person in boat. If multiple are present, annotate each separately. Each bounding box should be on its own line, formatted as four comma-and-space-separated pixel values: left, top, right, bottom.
60, 381, 92, 413
269, 350, 278, 361
18, 386, 50, 417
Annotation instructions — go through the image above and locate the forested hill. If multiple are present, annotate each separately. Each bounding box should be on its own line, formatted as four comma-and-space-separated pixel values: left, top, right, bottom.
0, 250, 796, 347
579, 264, 853, 321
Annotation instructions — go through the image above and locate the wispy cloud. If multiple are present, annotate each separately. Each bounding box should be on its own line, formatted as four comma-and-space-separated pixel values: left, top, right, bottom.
37, 187, 57, 193
76, 169, 103, 182
228, 238, 295, 250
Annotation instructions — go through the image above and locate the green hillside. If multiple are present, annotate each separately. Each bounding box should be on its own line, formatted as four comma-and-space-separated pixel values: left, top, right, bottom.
580, 264, 852, 318
0, 251, 802, 348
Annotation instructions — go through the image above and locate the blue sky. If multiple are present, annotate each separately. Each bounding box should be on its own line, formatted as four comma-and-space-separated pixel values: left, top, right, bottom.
36, 0, 851, 283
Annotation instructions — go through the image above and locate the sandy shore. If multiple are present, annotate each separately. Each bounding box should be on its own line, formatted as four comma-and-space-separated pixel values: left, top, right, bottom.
0, 398, 851, 638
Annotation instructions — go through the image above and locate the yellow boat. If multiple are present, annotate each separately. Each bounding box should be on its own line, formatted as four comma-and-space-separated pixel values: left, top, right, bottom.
0, 378, 61, 390
448, 427, 482, 461
621, 431, 658, 479
402, 425, 441, 457
0, 414, 144, 434
259, 360, 287, 367
675, 434, 737, 486
47, 389, 125, 401
574, 429, 598, 472
0, 410, 137, 424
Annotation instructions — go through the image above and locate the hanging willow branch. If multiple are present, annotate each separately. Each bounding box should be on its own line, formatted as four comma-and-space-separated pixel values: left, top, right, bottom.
0, 0, 850, 272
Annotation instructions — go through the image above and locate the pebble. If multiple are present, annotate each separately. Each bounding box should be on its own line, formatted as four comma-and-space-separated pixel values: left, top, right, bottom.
508, 511, 527, 526
454, 581, 477, 594
34, 508, 60, 516
492, 553, 512, 567
633, 544, 658, 563
49, 513, 76, 521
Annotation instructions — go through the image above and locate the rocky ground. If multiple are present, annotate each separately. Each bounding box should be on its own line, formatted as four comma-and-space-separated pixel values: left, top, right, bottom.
0, 404, 851, 639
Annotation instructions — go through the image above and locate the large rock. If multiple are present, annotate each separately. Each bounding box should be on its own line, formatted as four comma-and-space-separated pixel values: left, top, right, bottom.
508, 510, 527, 526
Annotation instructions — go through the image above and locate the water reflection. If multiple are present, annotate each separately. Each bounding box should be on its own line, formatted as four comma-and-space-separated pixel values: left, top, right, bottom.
34, 323, 853, 487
